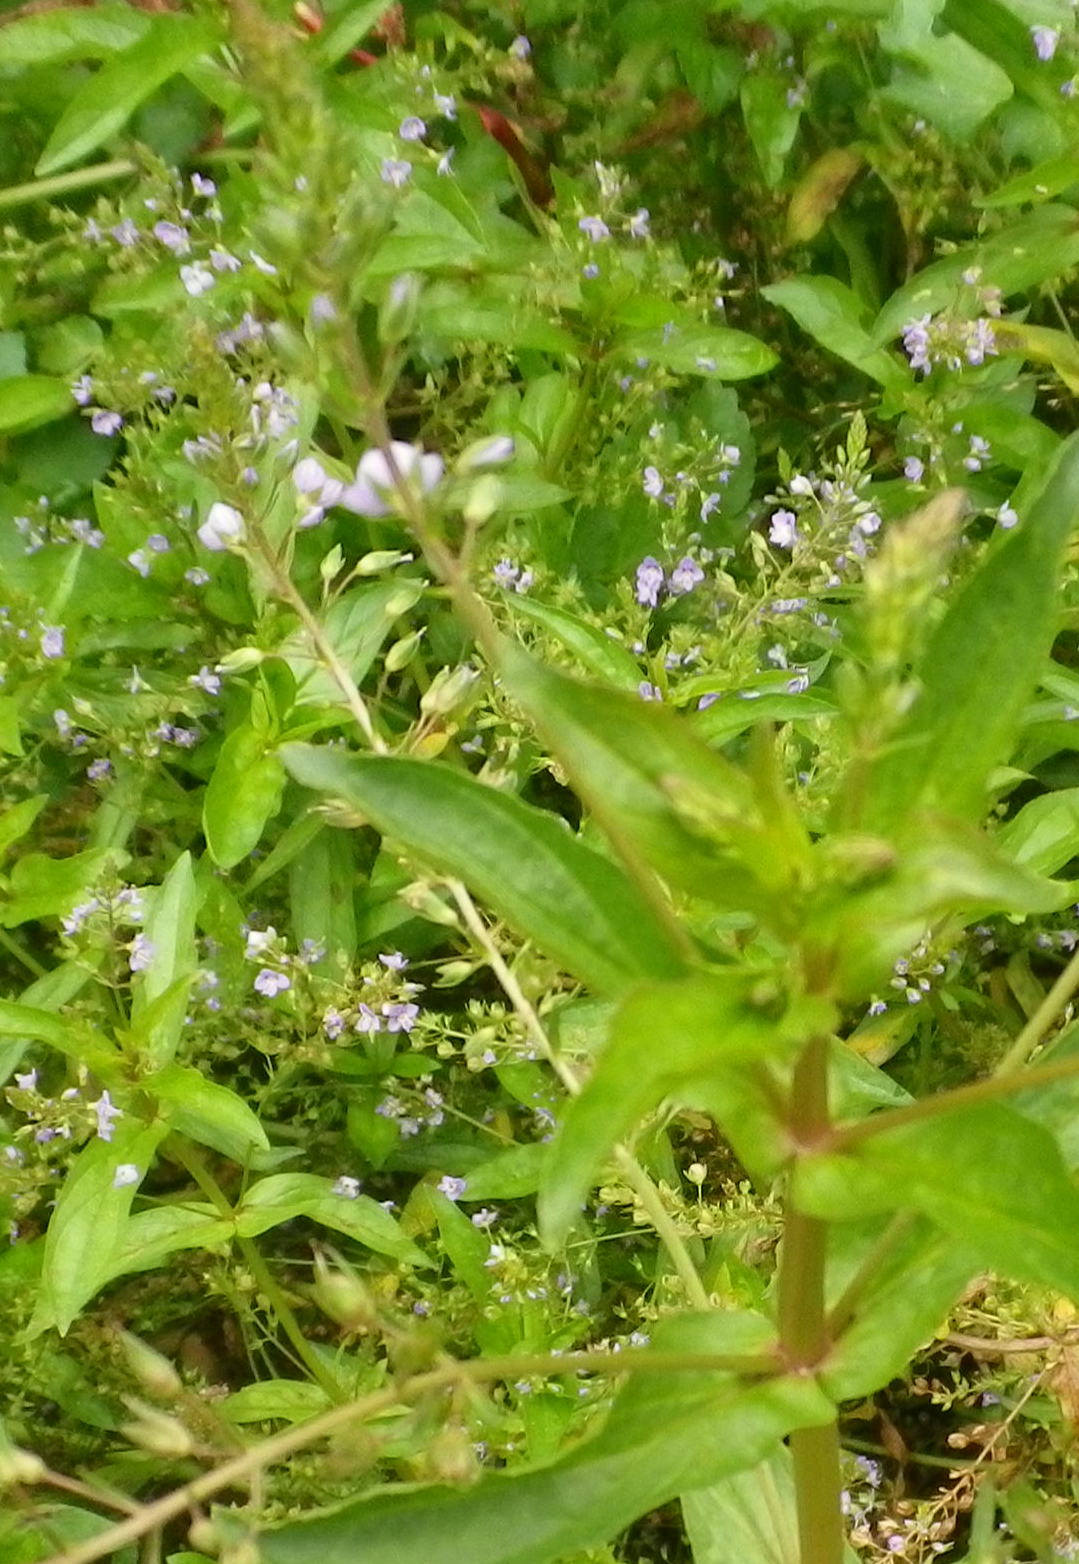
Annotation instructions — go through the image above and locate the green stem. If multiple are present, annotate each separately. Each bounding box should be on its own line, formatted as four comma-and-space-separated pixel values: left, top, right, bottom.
996, 942, 1079, 1073
0, 159, 136, 211
777, 1035, 844, 1564
835, 1044, 1079, 1152
169, 1141, 344, 1403
37, 1346, 776, 1564
0, 927, 47, 978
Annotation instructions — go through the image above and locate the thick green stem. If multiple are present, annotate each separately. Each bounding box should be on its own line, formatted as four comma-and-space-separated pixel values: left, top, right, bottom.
777, 1035, 844, 1564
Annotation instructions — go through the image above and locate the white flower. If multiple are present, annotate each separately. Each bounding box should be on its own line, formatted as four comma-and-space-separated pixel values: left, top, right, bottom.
768, 509, 799, 550
399, 116, 427, 142
197, 503, 245, 552
333, 1175, 361, 1199
339, 441, 444, 518
294, 456, 329, 494
1032, 24, 1060, 60
179, 262, 215, 297
112, 1164, 140, 1189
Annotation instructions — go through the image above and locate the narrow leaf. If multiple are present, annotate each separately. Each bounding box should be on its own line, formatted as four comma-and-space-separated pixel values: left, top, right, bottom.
234, 1173, 428, 1266
281, 743, 688, 994
36, 14, 219, 176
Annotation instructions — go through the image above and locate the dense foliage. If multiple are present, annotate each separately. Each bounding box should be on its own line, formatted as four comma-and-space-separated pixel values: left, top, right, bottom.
7, 1, 1079, 1560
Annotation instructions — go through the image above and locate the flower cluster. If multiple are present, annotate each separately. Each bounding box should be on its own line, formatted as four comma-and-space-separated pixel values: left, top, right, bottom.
901, 313, 998, 375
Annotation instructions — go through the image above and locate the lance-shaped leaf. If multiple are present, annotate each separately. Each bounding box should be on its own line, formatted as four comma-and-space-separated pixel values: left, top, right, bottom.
259, 1311, 833, 1564
796, 1103, 1079, 1308
281, 744, 687, 994
539, 976, 833, 1245
861, 432, 1079, 832
496, 644, 777, 909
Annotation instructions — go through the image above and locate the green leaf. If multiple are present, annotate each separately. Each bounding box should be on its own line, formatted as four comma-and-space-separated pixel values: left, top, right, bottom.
203, 723, 286, 869
977, 153, 1079, 207
797, 1104, 1079, 1306
0, 796, 46, 857
131, 851, 198, 1068
0, 377, 74, 434
312, 0, 391, 64
539, 978, 832, 1245
221, 1380, 333, 1424
281, 580, 424, 708
0, 5, 148, 64
682, 1447, 798, 1564
0, 961, 106, 1085
863, 432, 1079, 830
30, 1121, 169, 1335
150, 1064, 269, 1163
457, 1142, 548, 1200
0, 847, 115, 928
995, 787, 1079, 876
873, 205, 1079, 345
259, 1312, 833, 1564
104, 1205, 235, 1280
281, 743, 688, 995
740, 70, 801, 189
879, 0, 1013, 140
821, 1215, 979, 1401
692, 690, 837, 746
762, 276, 909, 391
289, 826, 357, 972
234, 1173, 428, 1266
35, 13, 219, 176
1012, 1021, 1079, 1169
0, 696, 24, 757
497, 644, 770, 908
502, 595, 643, 690
611, 323, 777, 382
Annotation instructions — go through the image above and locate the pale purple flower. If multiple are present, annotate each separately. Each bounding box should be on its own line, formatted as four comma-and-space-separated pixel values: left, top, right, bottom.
509, 35, 531, 59
493, 558, 520, 588
635, 556, 665, 607
40, 626, 65, 659
152, 221, 190, 255
112, 1164, 140, 1189
189, 666, 221, 695
293, 456, 330, 494
323, 1008, 346, 1039
903, 456, 924, 482
465, 435, 515, 467
628, 208, 650, 239
902, 315, 932, 374
438, 1175, 467, 1200
248, 251, 278, 276
87, 758, 111, 782
383, 1001, 419, 1032
128, 934, 156, 973
339, 441, 444, 518
253, 968, 290, 997
185, 567, 210, 585
436, 148, 455, 177
191, 172, 217, 197
997, 503, 1019, 529
399, 116, 427, 141
127, 549, 151, 578
197, 502, 244, 552
638, 681, 662, 701
966, 318, 997, 366
71, 375, 94, 406
434, 93, 456, 119
111, 219, 139, 247
92, 1091, 122, 1142
378, 951, 409, 970
355, 1003, 381, 1034
578, 216, 610, 242
91, 410, 123, 436
244, 927, 276, 958
582, 262, 600, 279
14, 1070, 37, 1091
180, 262, 215, 297
333, 1175, 362, 1199
668, 557, 705, 596
209, 248, 242, 273
381, 158, 413, 188
1032, 25, 1060, 61
768, 509, 799, 549
471, 1208, 498, 1228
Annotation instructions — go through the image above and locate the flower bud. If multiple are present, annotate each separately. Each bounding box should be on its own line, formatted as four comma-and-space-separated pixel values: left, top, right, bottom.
356, 549, 415, 576
118, 1330, 183, 1401
455, 435, 515, 472
120, 1399, 193, 1458
399, 882, 461, 926
311, 1248, 378, 1332
420, 665, 481, 720
385, 630, 425, 672
462, 475, 504, 526
426, 1424, 480, 1484
378, 272, 421, 345
0, 1433, 45, 1487
216, 646, 265, 673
